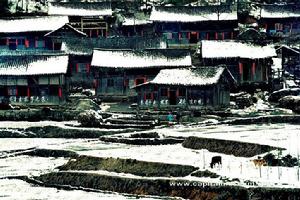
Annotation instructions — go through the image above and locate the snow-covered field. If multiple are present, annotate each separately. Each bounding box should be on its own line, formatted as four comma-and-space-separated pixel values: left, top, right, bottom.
80, 123, 300, 188
0, 179, 171, 200
1, 122, 300, 198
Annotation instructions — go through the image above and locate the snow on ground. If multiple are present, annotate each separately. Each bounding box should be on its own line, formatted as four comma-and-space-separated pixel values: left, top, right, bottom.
1, 123, 300, 189
75, 123, 300, 188
0, 120, 129, 132
0, 121, 76, 129
0, 138, 126, 152
80, 142, 300, 188
156, 123, 300, 154
0, 155, 67, 178
0, 179, 171, 200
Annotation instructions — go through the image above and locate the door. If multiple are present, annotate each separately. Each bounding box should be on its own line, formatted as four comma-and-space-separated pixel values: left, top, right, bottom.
169, 90, 177, 105
189, 32, 198, 44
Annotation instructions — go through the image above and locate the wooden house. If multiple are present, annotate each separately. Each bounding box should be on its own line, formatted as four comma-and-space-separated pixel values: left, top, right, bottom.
91, 49, 192, 100
0, 16, 68, 52
277, 45, 300, 81
48, 1, 113, 38
251, 4, 300, 40
61, 36, 166, 89
120, 14, 154, 37
149, 5, 238, 47
134, 66, 235, 110
0, 55, 68, 105
200, 40, 276, 88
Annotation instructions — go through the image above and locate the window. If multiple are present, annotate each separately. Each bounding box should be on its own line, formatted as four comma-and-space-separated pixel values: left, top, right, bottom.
135, 78, 146, 85
36, 40, 45, 48
0, 38, 7, 46
7, 87, 17, 96
77, 63, 88, 73
107, 79, 114, 87
0, 86, 7, 96
49, 86, 59, 96
17, 86, 27, 96
275, 23, 283, 31
161, 88, 168, 96
18, 38, 25, 45
8, 39, 17, 50
53, 43, 61, 50
145, 93, 152, 99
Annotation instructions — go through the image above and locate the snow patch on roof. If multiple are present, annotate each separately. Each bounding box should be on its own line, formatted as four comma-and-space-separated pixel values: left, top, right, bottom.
48, 2, 112, 16
0, 55, 68, 76
251, 5, 300, 19
201, 40, 277, 59
150, 67, 226, 86
150, 6, 237, 22
0, 16, 69, 33
123, 17, 152, 26
91, 49, 192, 69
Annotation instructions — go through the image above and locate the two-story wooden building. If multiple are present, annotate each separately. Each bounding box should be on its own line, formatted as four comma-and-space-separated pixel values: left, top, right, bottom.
61, 35, 167, 89
150, 5, 238, 47
200, 40, 276, 89
0, 16, 68, 52
91, 48, 192, 100
48, 1, 113, 38
0, 16, 71, 105
134, 66, 235, 110
251, 4, 300, 41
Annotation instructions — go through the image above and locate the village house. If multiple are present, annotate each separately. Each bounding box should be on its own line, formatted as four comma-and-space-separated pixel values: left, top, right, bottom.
0, 16, 69, 52
250, 4, 300, 41
134, 66, 235, 110
149, 5, 238, 47
276, 45, 300, 85
61, 36, 166, 89
0, 55, 68, 105
48, 1, 113, 38
91, 48, 192, 100
199, 40, 277, 89
120, 15, 154, 37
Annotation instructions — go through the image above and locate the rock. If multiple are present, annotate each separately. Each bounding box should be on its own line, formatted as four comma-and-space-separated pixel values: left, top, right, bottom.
82, 89, 95, 97
76, 99, 100, 111
278, 96, 300, 113
269, 88, 300, 102
235, 93, 253, 109
230, 92, 247, 101
78, 110, 102, 127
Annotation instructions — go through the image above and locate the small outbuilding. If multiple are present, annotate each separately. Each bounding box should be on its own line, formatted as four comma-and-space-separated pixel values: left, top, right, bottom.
134, 66, 235, 110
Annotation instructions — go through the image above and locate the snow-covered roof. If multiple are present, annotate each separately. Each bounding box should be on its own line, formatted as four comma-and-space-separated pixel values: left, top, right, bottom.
44, 24, 87, 37
251, 4, 300, 19
277, 45, 300, 54
91, 49, 191, 69
0, 55, 68, 76
48, 2, 112, 16
150, 5, 237, 22
0, 16, 69, 33
122, 17, 153, 26
149, 66, 228, 86
62, 36, 166, 56
201, 41, 277, 59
